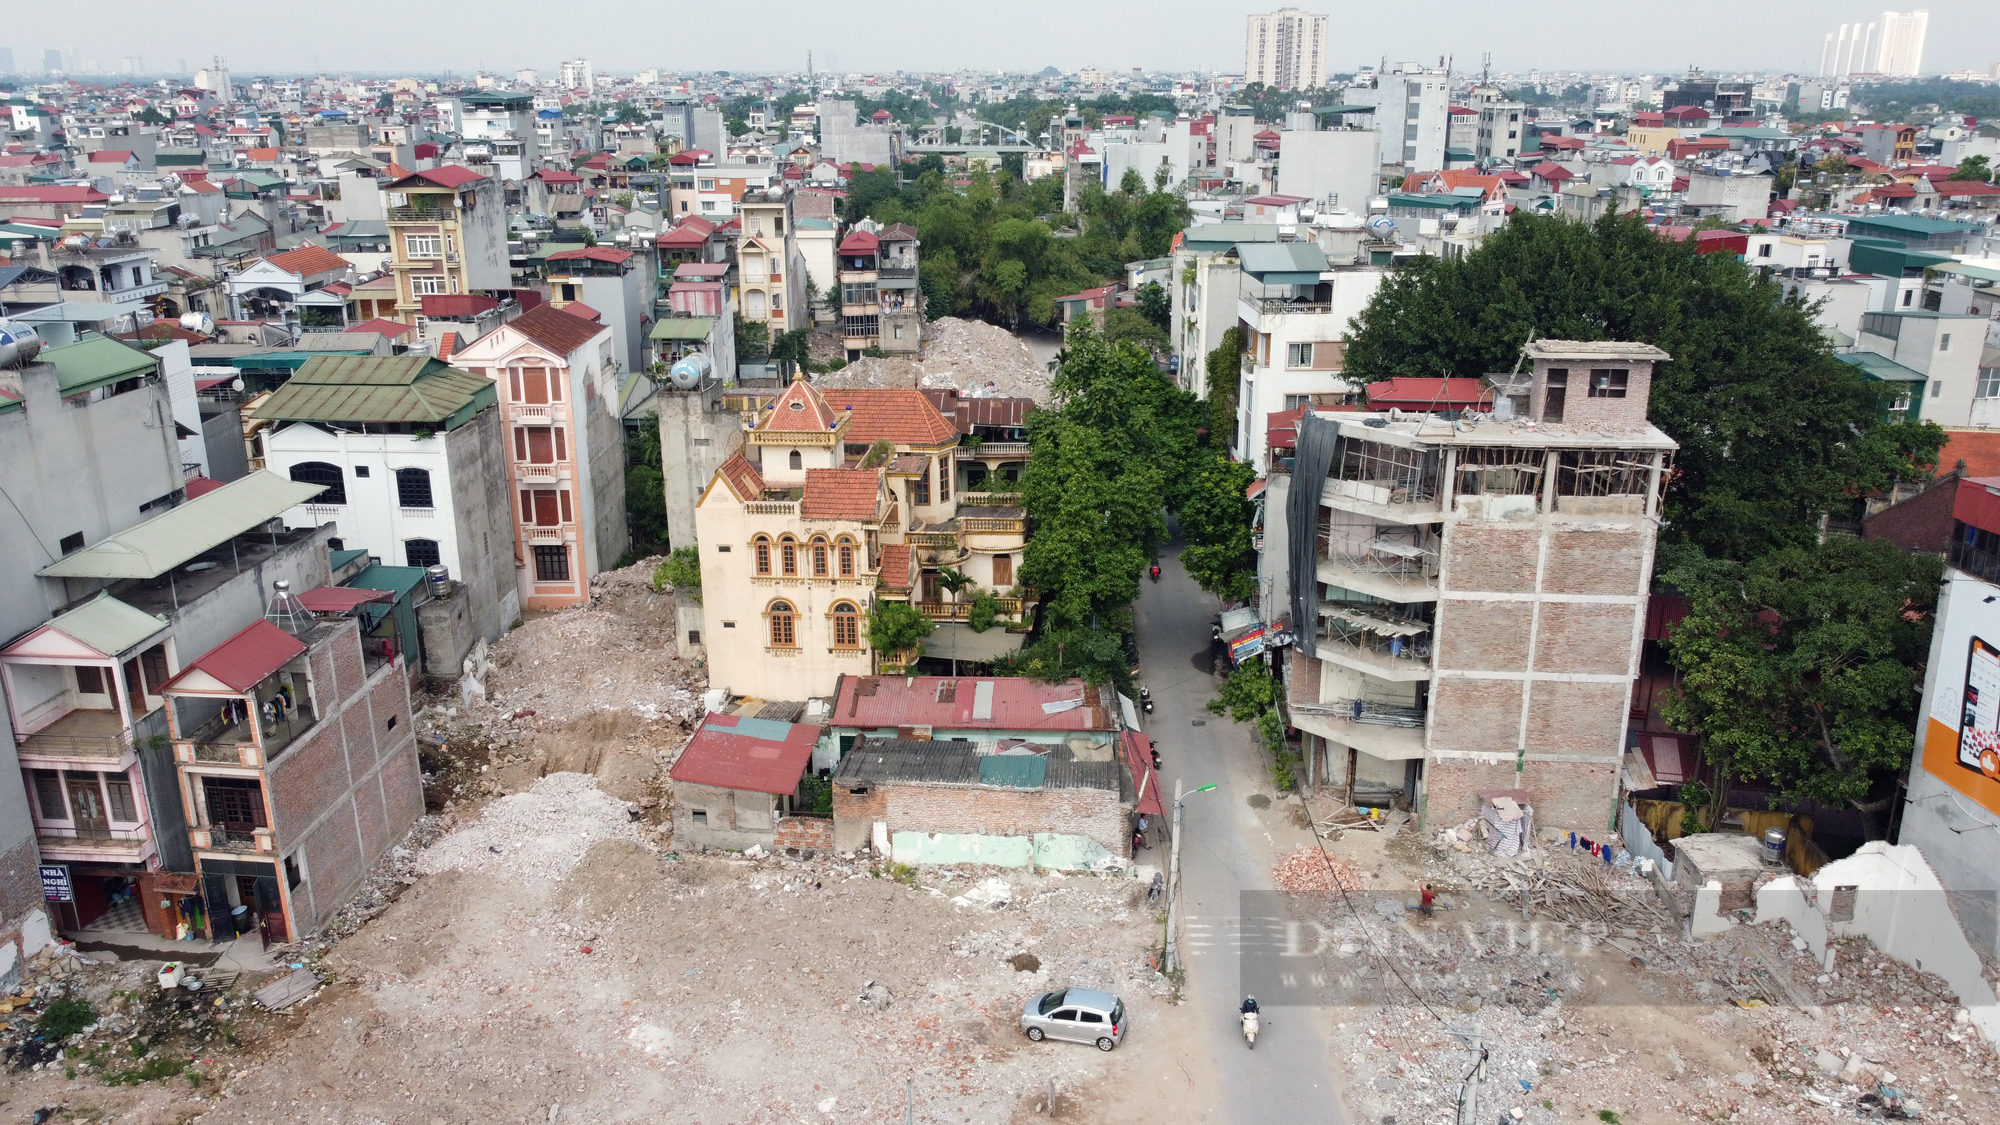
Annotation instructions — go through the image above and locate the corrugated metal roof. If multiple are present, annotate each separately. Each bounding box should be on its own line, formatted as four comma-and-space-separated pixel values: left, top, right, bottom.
1236, 241, 1328, 278
649, 316, 717, 340
252, 355, 493, 426
833, 738, 1121, 791
1839, 351, 1927, 383
38, 471, 324, 579
5, 592, 168, 658
43, 334, 156, 395
167, 618, 306, 694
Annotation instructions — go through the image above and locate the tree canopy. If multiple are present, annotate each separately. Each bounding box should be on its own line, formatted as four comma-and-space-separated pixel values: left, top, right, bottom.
1658, 538, 1942, 837
1342, 211, 1944, 561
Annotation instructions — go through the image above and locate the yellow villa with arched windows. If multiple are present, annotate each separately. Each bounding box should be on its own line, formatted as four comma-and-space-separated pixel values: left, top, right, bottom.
691, 376, 1034, 700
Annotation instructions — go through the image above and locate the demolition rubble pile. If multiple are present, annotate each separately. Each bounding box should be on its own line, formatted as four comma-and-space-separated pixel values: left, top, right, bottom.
1307, 821, 2000, 1125
415, 771, 651, 882
812, 317, 1053, 403
1271, 846, 1366, 894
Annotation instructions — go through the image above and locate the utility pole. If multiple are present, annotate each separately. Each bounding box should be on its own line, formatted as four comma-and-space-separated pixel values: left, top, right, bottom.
1164, 778, 1184, 974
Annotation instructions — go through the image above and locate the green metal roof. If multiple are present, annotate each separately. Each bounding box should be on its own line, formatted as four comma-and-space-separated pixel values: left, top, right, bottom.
253, 355, 495, 428
1311, 104, 1377, 115
1847, 214, 1975, 236
458, 91, 532, 107
42, 333, 156, 397
230, 350, 370, 370
1839, 351, 1927, 383
1387, 192, 1480, 211
154, 148, 206, 165
329, 547, 370, 572
1930, 261, 2000, 284
649, 315, 717, 340
977, 753, 1048, 788
1237, 241, 1329, 281
30, 592, 169, 657
1179, 221, 1281, 252
38, 471, 324, 579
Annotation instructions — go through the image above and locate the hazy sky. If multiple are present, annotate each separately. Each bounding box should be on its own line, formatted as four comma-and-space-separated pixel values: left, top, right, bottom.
11, 2, 2000, 79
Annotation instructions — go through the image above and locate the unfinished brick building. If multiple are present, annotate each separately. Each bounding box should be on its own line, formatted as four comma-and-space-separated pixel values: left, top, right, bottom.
161, 590, 422, 943
1282, 340, 1677, 832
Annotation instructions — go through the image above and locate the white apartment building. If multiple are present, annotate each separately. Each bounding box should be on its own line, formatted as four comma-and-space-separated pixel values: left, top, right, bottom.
1876, 11, 1929, 77
559, 59, 594, 91
1231, 248, 1385, 470
1350, 64, 1451, 171
1244, 8, 1329, 91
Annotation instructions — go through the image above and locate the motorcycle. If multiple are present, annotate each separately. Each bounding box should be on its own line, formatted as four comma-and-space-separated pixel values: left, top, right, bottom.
1149, 561, 1161, 583
1240, 1009, 1260, 1049
1149, 747, 1162, 771
1139, 686, 1154, 715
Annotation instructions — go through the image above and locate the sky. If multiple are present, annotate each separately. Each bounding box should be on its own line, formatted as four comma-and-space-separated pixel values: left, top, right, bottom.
8, 2, 2000, 80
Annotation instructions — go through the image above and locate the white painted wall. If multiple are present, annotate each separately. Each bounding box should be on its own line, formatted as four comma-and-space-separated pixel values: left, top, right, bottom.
264, 425, 465, 573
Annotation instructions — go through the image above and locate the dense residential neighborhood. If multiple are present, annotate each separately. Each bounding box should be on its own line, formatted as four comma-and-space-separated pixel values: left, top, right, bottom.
3, 8, 2000, 1123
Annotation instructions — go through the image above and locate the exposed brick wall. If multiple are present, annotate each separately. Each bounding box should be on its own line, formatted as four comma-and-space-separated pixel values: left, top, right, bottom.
1428, 676, 1526, 751
1543, 529, 1646, 596
365, 676, 410, 773
339, 705, 374, 776
831, 782, 889, 853
308, 646, 336, 714
299, 795, 362, 928
379, 738, 425, 831
1424, 758, 1524, 827
352, 774, 390, 859
329, 627, 365, 704
1519, 760, 1619, 832
881, 783, 1129, 857
269, 722, 351, 842
1524, 680, 1629, 752
0, 837, 43, 929
775, 817, 834, 851
1435, 600, 1533, 671
1445, 525, 1540, 592
1864, 474, 1958, 555
1533, 602, 1636, 675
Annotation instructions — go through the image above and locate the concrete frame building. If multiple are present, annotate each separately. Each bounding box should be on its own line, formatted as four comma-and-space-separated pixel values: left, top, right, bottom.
382, 166, 510, 328
1275, 342, 1677, 831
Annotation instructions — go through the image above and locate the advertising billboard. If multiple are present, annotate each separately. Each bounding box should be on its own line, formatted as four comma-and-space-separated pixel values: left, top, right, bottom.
1921, 575, 2000, 816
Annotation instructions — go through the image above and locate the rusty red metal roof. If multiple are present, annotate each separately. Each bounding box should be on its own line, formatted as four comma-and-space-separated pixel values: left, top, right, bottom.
669, 713, 820, 795
168, 618, 306, 693
833, 676, 1110, 732
295, 586, 394, 612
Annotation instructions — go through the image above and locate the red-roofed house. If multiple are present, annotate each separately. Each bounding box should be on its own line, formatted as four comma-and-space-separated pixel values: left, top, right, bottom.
0, 184, 111, 221
447, 303, 621, 611
669, 712, 826, 851
695, 376, 1033, 697
1529, 160, 1575, 190
1365, 377, 1491, 412
224, 242, 355, 327
160, 604, 423, 945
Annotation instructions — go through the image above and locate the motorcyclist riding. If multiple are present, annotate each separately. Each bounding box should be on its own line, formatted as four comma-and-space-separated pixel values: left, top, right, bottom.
1239, 996, 1260, 1016
1239, 995, 1261, 1048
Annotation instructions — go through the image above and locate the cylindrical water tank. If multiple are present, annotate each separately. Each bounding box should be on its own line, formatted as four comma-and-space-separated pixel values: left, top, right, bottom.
426, 564, 451, 596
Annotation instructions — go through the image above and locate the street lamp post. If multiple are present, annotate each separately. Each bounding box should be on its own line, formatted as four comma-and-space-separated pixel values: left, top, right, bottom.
1162, 781, 1216, 976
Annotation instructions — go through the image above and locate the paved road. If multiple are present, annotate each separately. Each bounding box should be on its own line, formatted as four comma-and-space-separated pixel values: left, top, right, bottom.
1133, 546, 1349, 1125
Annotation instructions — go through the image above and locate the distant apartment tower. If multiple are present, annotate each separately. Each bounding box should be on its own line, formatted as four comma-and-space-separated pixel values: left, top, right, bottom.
41, 49, 63, 74
0, 49, 15, 75
1876, 10, 1929, 76
559, 59, 594, 91
1244, 9, 1329, 91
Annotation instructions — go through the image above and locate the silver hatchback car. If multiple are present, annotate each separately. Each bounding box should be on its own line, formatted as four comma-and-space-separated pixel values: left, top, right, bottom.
1020, 987, 1127, 1051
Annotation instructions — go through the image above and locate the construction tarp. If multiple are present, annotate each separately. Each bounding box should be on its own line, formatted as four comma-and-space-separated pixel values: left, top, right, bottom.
38, 471, 322, 580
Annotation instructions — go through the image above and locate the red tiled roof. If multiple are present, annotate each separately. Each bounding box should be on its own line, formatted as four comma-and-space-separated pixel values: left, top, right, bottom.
1530, 160, 1574, 183
838, 229, 879, 253
434, 331, 461, 360
801, 468, 881, 520
167, 619, 306, 694
347, 317, 413, 338
668, 713, 820, 795
244, 147, 280, 162
657, 224, 711, 248
534, 168, 584, 184
182, 474, 225, 499
1937, 180, 2000, 196
832, 676, 1109, 731
562, 300, 600, 322
764, 378, 840, 433
546, 245, 633, 263
1366, 377, 1491, 411
387, 165, 483, 189
295, 586, 393, 612
264, 243, 349, 277
820, 388, 958, 446
86, 149, 135, 163
507, 303, 604, 355
876, 544, 913, 589
715, 452, 766, 501
419, 293, 498, 317
1941, 430, 2000, 479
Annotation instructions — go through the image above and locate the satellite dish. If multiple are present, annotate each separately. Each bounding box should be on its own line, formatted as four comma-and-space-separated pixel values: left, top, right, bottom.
668, 352, 711, 390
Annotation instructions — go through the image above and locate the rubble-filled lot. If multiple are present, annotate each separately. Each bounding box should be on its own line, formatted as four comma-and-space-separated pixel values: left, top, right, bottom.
812, 318, 1054, 403
1286, 802, 2000, 1125
3, 775, 1188, 1125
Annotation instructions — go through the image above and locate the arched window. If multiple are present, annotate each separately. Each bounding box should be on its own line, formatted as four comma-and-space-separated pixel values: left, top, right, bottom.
768, 600, 796, 647
404, 539, 441, 568
831, 602, 860, 648
753, 535, 772, 576
836, 536, 856, 577
788, 449, 803, 470
395, 467, 434, 508
779, 536, 798, 576
811, 537, 829, 577
289, 461, 346, 504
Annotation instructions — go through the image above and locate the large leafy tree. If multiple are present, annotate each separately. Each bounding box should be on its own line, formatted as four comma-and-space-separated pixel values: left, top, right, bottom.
1178, 454, 1259, 602
1342, 211, 1943, 561
1658, 539, 1942, 838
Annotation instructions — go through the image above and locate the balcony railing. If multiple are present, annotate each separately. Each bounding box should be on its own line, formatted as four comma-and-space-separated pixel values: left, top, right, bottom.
877, 264, 917, 279
525, 523, 574, 543
960, 443, 1030, 460
915, 598, 1023, 621
192, 741, 254, 764
1950, 540, 2000, 584
746, 500, 798, 515
518, 463, 560, 482
388, 205, 458, 222
19, 731, 134, 760
958, 491, 1025, 506
907, 530, 959, 548
961, 517, 1025, 534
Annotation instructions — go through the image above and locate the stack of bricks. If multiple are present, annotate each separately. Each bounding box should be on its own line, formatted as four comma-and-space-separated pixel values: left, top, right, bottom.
774, 816, 834, 852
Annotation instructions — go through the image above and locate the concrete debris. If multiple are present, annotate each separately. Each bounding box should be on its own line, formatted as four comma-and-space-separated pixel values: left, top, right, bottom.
1272, 847, 1365, 894
415, 772, 650, 883
952, 877, 1013, 910
812, 317, 1053, 403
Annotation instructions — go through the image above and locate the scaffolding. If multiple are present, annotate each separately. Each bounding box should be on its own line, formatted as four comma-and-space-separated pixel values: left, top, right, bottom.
1317, 525, 1441, 589
1454, 446, 1546, 498
1333, 438, 1442, 504
1556, 449, 1656, 497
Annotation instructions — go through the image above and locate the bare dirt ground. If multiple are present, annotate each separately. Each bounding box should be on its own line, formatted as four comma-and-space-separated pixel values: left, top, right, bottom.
1290, 796, 2000, 1125
811, 318, 1053, 403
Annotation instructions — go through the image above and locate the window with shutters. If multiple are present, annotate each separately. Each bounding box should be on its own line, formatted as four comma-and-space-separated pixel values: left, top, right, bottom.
288, 461, 346, 504
404, 539, 441, 568
768, 600, 797, 647
533, 544, 570, 581
104, 773, 136, 822
753, 535, 772, 575
811, 538, 829, 576
780, 536, 798, 576
140, 644, 169, 695
396, 467, 434, 508
831, 602, 860, 648
31, 770, 66, 821
75, 665, 105, 696
837, 536, 856, 577
531, 490, 560, 526
522, 367, 549, 404
938, 459, 950, 502
526, 427, 555, 463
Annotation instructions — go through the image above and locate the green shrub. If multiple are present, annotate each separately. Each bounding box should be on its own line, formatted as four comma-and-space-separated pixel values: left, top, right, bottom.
653, 545, 702, 601
106, 1055, 187, 1085
967, 590, 1001, 633
35, 998, 95, 1040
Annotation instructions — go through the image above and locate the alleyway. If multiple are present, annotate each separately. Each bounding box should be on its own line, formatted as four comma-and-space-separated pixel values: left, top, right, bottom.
1132, 543, 1351, 1124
